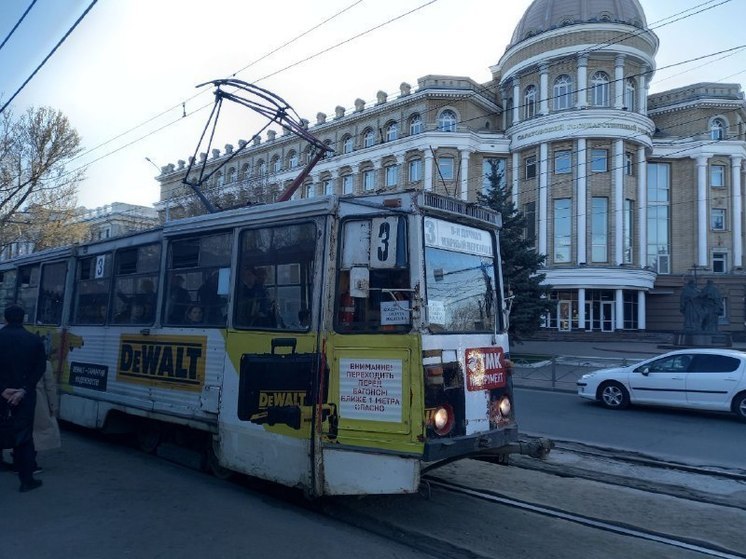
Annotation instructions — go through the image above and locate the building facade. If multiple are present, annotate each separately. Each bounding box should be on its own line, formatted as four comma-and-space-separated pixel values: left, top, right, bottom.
154, 0, 746, 338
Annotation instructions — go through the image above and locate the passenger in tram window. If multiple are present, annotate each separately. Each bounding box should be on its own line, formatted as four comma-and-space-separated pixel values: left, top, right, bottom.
167, 275, 191, 323
238, 266, 275, 327
197, 271, 224, 324
183, 304, 204, 325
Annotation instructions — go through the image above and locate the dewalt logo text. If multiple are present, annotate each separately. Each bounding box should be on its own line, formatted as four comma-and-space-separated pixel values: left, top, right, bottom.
118, 335, 206, 391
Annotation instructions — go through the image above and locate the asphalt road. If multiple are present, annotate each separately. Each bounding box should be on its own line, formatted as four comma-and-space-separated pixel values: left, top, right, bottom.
515, 387, 746, 471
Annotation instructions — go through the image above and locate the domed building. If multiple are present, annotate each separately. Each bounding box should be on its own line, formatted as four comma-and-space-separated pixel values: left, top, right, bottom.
155, 0, 746, 339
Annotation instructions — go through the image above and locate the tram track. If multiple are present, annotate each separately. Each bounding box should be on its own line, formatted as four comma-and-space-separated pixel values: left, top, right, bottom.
423, 477, 746, 559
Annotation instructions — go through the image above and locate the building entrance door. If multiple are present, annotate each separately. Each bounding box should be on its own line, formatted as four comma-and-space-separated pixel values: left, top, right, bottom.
601, 301, 614, 332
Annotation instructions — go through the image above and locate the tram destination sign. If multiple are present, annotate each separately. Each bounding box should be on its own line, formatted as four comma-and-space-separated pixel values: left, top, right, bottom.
424, 217, 492, 256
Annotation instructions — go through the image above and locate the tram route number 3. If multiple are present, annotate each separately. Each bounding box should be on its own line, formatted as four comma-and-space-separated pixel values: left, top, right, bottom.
371, 217, 398, 269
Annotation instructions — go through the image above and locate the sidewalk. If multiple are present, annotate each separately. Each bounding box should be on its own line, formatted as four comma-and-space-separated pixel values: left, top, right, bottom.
508, 339, 746, 392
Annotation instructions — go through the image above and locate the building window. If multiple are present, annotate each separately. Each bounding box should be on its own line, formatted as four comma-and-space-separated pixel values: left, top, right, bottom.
553, 75, 573, 110
646, 163, 671, 273
323, 179, 333, 195
553, 198, 572, 263
438, 156, 454, 180
408, 159, 422, 183
272, 157, 282, 174
524, 201, 536, 249
342, 174, 354, 194
305, 183, 315, 198
385, 165, 398, 187
624, 199, 633, 264
590, 71, 609, 107
591, 197, 608, 262
525, 155, 537, 179
713, 251, 728, 273
288, 151, 298, 168
257, 161, 266, 177
625, 78, 636, 111
505, 98, 514, 127
711, 208, 726, 231
625, 152, 634, 175
363, 129, 376, 148
342, 136, 354, 154
437, 110, 457, 132
524, 85, 537, 119
385, 122, 398, 142
482, 158, 506, 195
409, 114, 423, 135
711, 118, 726, 140
711, 164, 725, 187
554, 150, 571, 174
591, 149, 608, 172
362, 169, 375, 191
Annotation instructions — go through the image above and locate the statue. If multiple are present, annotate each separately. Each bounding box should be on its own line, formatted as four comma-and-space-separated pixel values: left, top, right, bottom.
679, 279, 702, 332
700, 279, 723, 333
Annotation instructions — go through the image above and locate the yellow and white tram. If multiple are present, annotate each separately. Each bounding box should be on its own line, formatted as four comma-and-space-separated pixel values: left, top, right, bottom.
0, 190, 517, 496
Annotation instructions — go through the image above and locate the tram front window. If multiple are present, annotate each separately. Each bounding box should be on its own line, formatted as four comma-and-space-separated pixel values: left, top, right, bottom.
423, 217, 497, 333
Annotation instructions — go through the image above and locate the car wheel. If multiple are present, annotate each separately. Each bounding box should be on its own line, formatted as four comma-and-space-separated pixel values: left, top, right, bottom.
733, 393, 746, 422
598, 381, 630, 410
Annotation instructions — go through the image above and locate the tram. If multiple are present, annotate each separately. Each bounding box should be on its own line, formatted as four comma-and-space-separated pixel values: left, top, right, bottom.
0, 190, 517, 496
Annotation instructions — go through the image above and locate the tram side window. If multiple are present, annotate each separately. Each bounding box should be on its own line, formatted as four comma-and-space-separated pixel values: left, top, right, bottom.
0, 270, 17, 310
17, 265, 40, 323
336, 217, 411, 333
112, 244, 161, 324
235, 222, 316, 330
73, 254, 112, 324
165, 232, 232, 326
37, 262, 67, 325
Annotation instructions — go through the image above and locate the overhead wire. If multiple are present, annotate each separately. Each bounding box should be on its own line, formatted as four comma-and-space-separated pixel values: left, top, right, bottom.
0, 0, 37, 53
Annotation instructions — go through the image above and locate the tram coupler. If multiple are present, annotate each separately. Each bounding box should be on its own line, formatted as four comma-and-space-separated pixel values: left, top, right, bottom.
477, 438, 554, 465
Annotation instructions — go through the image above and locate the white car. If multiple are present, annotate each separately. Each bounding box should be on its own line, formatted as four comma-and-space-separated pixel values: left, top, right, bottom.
577, 348, 746, 421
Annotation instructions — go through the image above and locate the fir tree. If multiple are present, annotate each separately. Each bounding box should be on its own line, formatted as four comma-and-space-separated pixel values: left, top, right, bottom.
478, 160, 554, 340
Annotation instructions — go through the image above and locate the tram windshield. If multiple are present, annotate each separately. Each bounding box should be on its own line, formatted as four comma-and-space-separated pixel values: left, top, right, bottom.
423, 217, 497, 333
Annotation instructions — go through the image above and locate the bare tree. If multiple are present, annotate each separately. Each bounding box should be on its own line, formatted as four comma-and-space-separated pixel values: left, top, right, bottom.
0, 106, 85, 252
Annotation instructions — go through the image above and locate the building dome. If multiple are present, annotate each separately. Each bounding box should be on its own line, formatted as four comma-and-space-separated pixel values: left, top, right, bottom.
509, 0, 647, 48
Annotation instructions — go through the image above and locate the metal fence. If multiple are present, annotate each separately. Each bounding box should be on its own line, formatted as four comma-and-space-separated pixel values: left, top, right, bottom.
510, 355, 644, 392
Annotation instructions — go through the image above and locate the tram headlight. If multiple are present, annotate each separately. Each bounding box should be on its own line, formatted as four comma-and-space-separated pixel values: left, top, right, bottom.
498, 396, 512, 417
432, 404, 455, 436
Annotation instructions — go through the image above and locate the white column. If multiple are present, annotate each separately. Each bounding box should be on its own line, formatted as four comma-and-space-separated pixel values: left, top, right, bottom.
615, 288, 624, 330
614, 55, 626, 109
637, 147, 647, 267
576, 55, 588, 109
539, 63, 549, 115
512, 152, 520, 208
614, 140, 624, 265
424, 152, 434, 192
538, 143, 549, 256
696, 155, 709, 267
637, 290, 646, 330
577, 138, 587, 263
638, 66, 648, 114
459, 150, 471, 200
578, 288, 586, 330
732, 156, 743, 267
512, 77, 521, 125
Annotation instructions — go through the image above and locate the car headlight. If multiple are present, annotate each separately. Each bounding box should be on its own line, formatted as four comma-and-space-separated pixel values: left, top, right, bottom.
581, 372, 596, 380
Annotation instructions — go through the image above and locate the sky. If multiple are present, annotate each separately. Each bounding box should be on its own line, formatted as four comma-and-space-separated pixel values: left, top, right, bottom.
1, 0, 745, 209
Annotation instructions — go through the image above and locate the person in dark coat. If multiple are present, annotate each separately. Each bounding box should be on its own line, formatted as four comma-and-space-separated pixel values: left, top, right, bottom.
0, 304, 47, 492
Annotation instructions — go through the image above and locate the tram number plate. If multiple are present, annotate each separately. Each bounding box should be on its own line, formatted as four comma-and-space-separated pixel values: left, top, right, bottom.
465, 347, 507, 391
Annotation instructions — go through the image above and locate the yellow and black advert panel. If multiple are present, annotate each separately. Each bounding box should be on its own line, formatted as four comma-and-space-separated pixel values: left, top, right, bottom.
117, 334, 206, 391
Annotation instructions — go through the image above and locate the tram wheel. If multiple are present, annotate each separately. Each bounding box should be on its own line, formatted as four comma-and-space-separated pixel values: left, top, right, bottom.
136, 421, 161, 454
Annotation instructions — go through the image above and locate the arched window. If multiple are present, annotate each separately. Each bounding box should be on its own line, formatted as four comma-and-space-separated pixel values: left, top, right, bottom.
590, 72, 609, 107
524, 85, 537, 119
342, 135, 354, 154
624, 78, 636, 111
240, 163, 250, 180
226, 167, 235, 183
385, 122, 398, 142
257, 160, 266, 177
409, 114, 423, 135
437, 109, 457, 132
711, 118, 726, 140
553, 75, 573, 110
324, 139, 334, 159
363, 128, 376, 148
287, 151, 298, 168
505, 98, 514, 127
272, 156, 282, 173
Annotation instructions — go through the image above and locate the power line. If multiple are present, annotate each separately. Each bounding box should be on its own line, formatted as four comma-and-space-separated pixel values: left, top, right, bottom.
0, 0, 98, 116
0, 0, 37, 53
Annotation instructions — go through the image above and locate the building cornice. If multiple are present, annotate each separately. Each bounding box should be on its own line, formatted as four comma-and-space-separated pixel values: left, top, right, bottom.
543, 266, 656, 289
